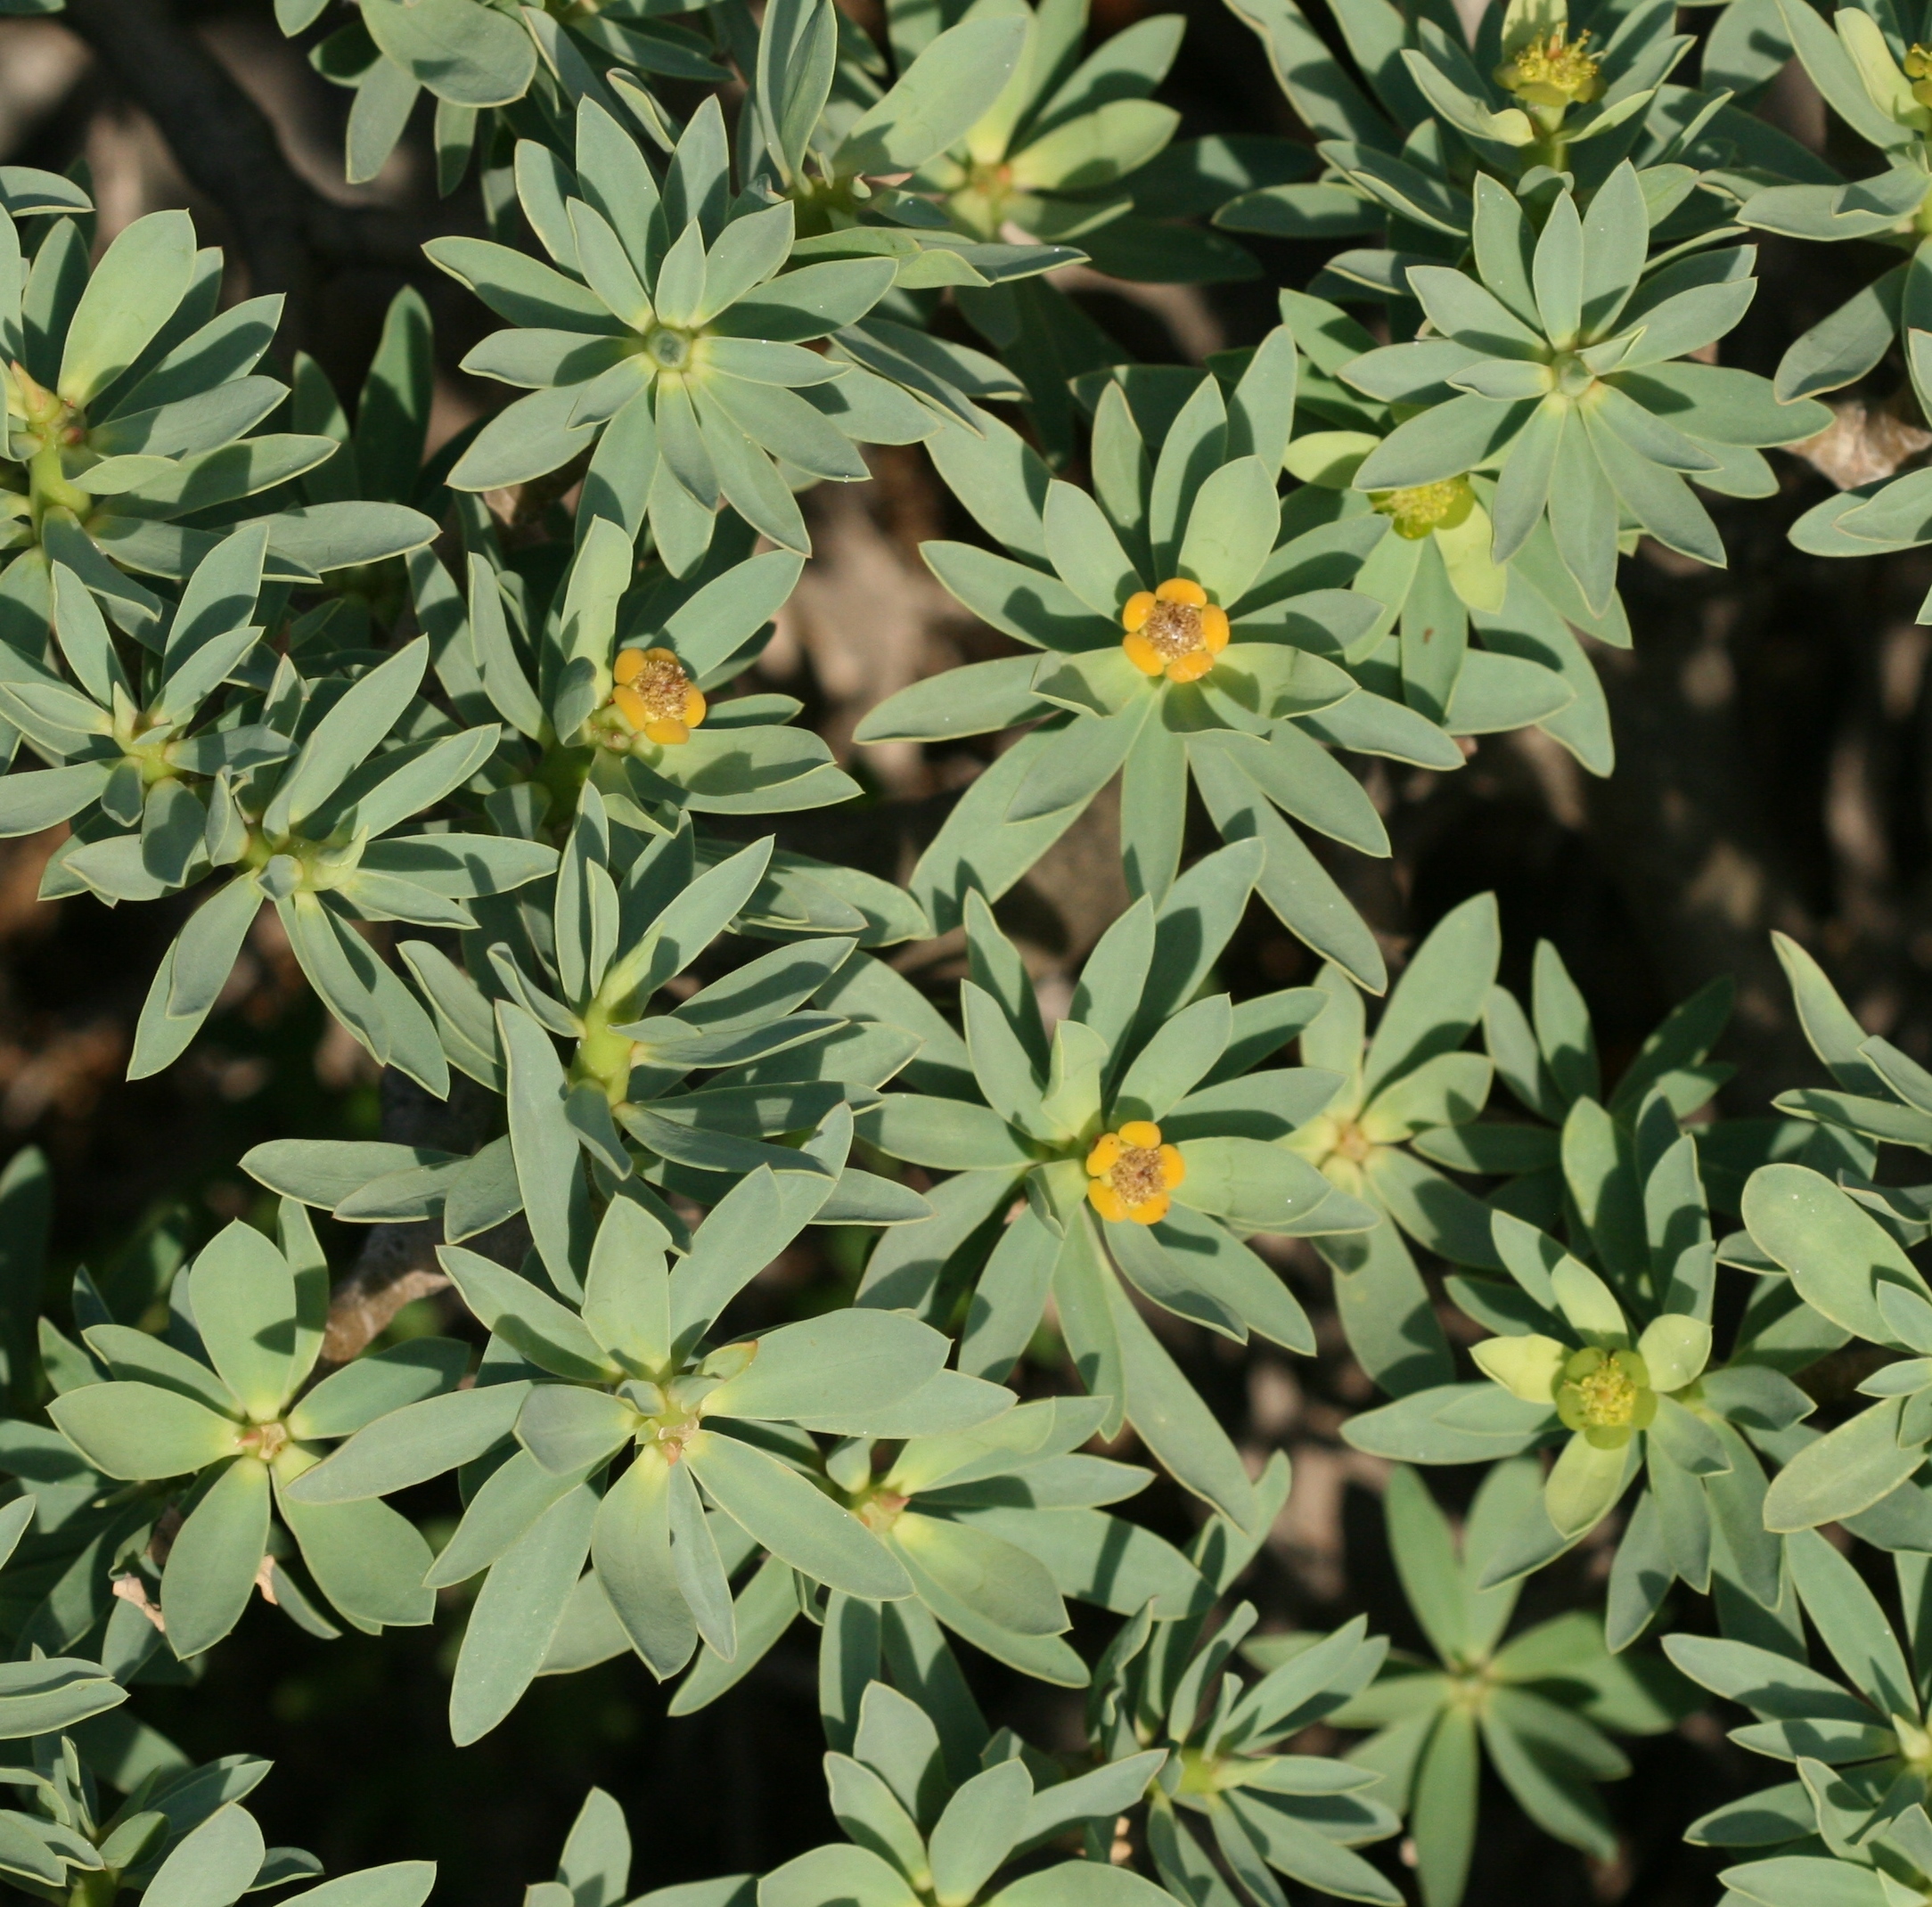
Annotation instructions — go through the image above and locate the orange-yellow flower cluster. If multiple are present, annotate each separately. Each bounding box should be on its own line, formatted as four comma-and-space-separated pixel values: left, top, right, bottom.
1494, 28, 1602, 106
1121, 578, 1228, 683
1085, 1120, 1186, 1225
611, 647, 707, 746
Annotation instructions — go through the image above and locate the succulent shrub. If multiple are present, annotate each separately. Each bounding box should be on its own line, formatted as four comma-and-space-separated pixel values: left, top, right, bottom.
4, 0, 1928, 1893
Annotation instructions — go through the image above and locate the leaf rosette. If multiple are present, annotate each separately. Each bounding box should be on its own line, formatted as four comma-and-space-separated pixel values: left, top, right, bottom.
1340, 165, 1825, 618
1670, 1529, 1932, 1859
859, 344, 1461, 978
435, 96, 1008, 571
764, 1674, 1173, 1907
286, 1168, 989, 1740
1330, 1461, 1690, 1907
839, 845, 1375, 1526
0, 203, 436, 644
44, 1211, 459, 1657
1088, 1461, 1404, 1907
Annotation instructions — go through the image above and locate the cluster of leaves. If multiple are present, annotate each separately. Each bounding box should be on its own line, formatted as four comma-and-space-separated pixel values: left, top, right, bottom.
6, 0, 1932, 1895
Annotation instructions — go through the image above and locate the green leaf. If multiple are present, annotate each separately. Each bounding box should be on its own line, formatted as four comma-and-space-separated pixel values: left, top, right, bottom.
1384, 1465, 1469, 1663
59, 210, 195, 407
286, 1381, 530, 1502
705, 1311, 949, 1429
0, 1657, 126, 1739
1364, 892, 1499, 1095
1544, 1432, 1631, 1538
685, 1429, 910, 1598
1106, 1263, 1255, 1526
987, 1864, 1176, 1907
145, 1805, 265, 1907
1718, 1855, 1888, 1907
189, 1222, 297, 1419
1764, 1399, 1926, 1532
277, 1866, 438, 1907
762, 1846, 919, 1907
500, 1003, 597, 1301
836, 17, 1028, 176
591, 1449, 695, 1679
451, 1484, 597, 1744
163, 1456, 270, 1657
1744, 1163, 1931, 1346
1788, 1527, 1916, 1715
1409, 1707, 1478, 1907
439, 1246, 613, 1382
280, 1493, 436, 1630
1179, 457, 1281, 606
285, 1339, 468, 1440
49, 1380, 238, 1479
1172, 1134, 1344, 1234
360, 0, 535, 105
893, 1510, 1068, 1638
1478, 1691, 1617, 1859
929, 1758, 1032, 1907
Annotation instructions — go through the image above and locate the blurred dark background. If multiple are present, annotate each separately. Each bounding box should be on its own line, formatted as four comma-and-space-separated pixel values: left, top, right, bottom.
0, 0, 1915, 1899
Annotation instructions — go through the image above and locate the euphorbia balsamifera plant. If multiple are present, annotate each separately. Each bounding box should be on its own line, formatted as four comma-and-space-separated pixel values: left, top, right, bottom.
1341, 165, 1824, 616
0, 201, 438, 628
4, 0, 1922, 1887
433, 94, 1003, 570
670, 1395, 1208, 1698
1350, 1139, 1811, 1645
1087, 1460, 1404, 1907
43, 1211, 456, 1655
0, 1717, 438, 1907
857, 348, 1461, 975
1331, 1461, 1691, 1907
463, 519, 863, 837
1666, 1527, 1932, 1854
1744, 0, 1932, 433
763, 1674, 1175, 1907
1466, 1251, 1715, 1545
240, 803, 922, 1274
838, 843, 1374, 1526
1401, 0, 1689, 176
1280, 291, 1610, 768
0, 527, 552, 1086
1284, 893, 1504, 1397
283, 1163, 1002, 1742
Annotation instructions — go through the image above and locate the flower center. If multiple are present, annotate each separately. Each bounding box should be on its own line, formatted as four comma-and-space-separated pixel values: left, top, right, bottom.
610, 646, 707, 747
1576, 1361, 1636, 1425
1495, 29, 1602, 105
854, 1489, 908, 1535
1895, 1711, 1932, 1775
1085, 1120, 1185, 1225
643, 327, 692, 372
1145, 599, 1205, 659
1121, 578, 1230, 683
1330, 1119, 1373, 1164
1556, 1346, 1653, 1436
1372, 476, 1474, 539
239, 1420, 290, 1461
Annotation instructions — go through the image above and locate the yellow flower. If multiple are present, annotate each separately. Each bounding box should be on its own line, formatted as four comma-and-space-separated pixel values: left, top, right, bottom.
1494, 29, 1603, 107
611, 647, 708, 746
1121, 577, 1230, 683
1085, 1120, 1186, 1224
1371, 476, 1475, 540
1907, 42, 1932, 107
1554, 1346, 1656, 1447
